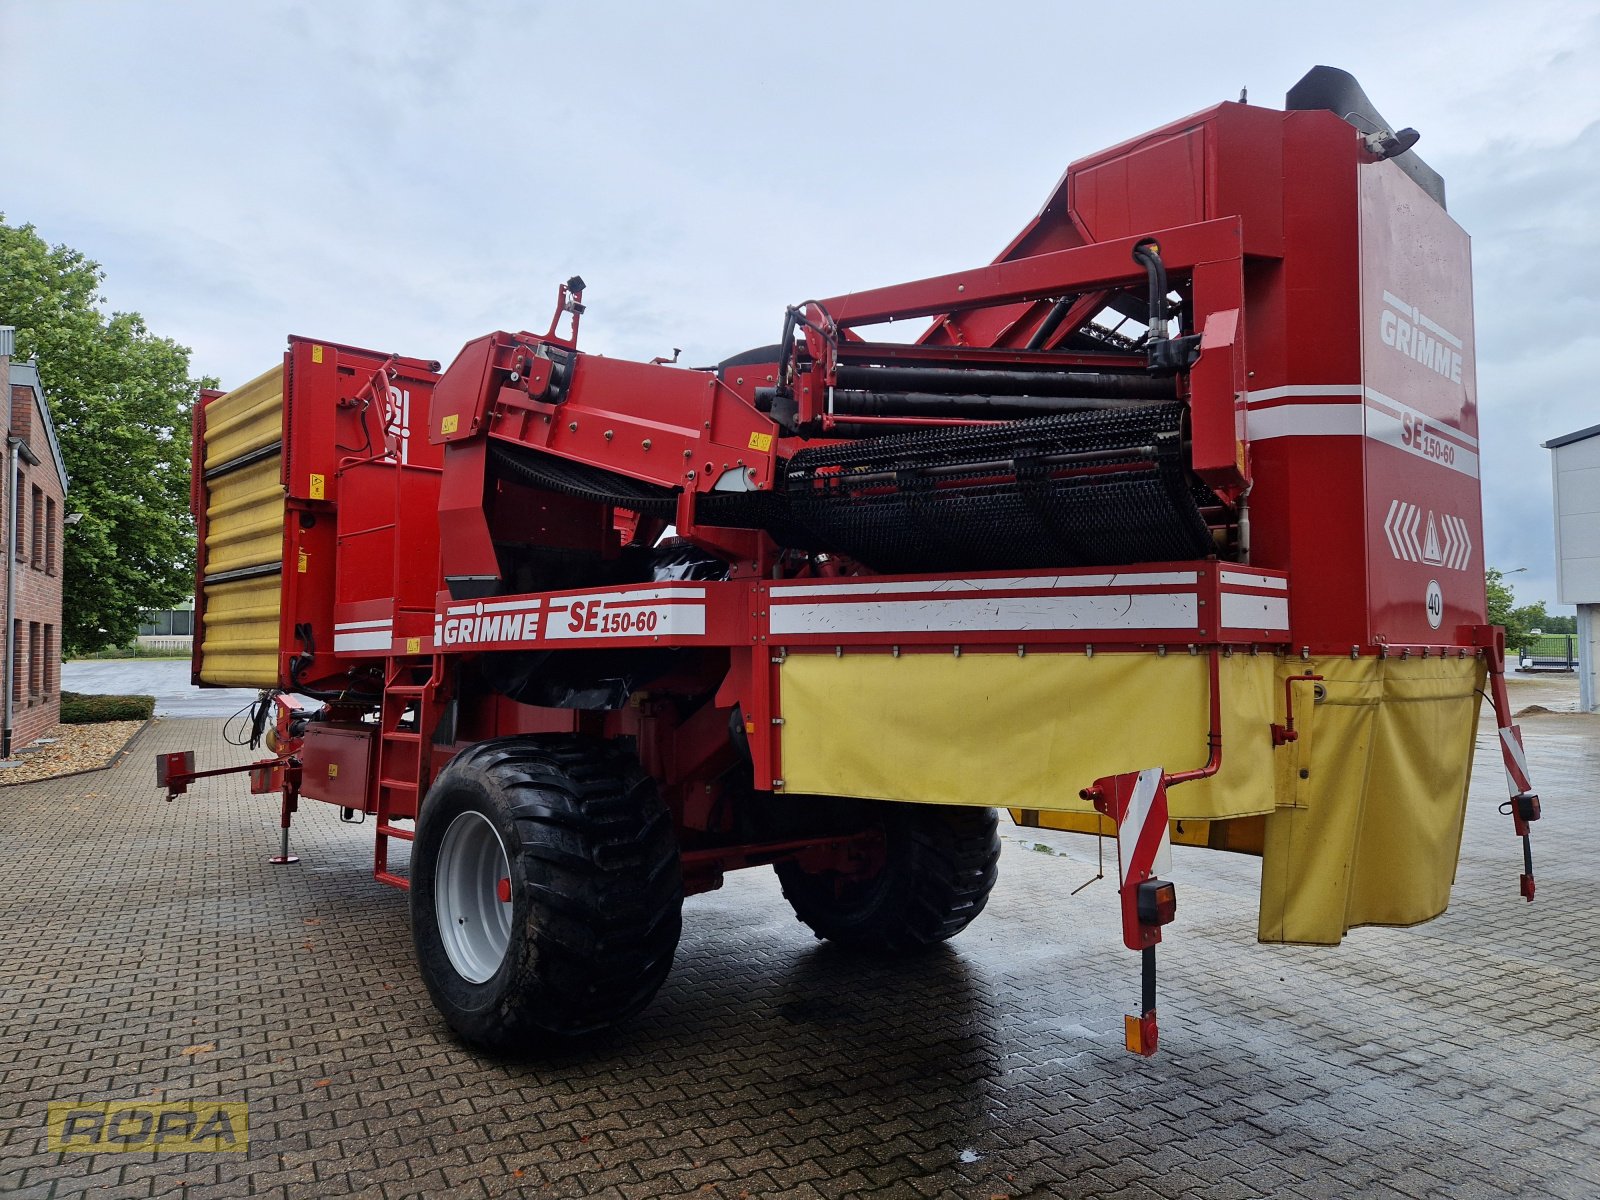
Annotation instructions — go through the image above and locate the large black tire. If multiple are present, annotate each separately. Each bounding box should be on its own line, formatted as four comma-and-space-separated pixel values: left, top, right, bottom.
774, 802, 1000, 952
410, 735, 681, 1052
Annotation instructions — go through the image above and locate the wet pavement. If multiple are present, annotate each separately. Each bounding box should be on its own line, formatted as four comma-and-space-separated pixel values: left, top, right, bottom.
1, 677, 1597, 1199
61, 659, 259, 719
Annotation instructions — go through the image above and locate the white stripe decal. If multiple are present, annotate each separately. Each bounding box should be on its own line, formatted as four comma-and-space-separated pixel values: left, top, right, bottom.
1364, 388, 1478, 449
1219, 569, 1288, 591
1383, 290, 1464, 350
1118, 768, 1172, 885
1220, 592, 1289, 631
772, 572, 1199, 600
441, 599, 543, 616
768, 593, 1197, 636
1243, 385, 1480, 477
1364, 403, 1479, 479
545, 586, 707, 610
333, 631, 392, 652
1500, 727, 1532, 795
1247, 402, 1364, 440
480, 598, 542, 614
1246, 384, 1365, 403
333, 618, 393, 631
1247, 384, 1478, 448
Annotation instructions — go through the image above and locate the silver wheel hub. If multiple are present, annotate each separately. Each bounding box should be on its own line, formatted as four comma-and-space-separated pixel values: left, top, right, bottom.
435, 810, 514, 984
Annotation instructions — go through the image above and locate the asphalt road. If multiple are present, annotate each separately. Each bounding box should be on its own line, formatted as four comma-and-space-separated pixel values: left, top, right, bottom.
62, 658, 259, 718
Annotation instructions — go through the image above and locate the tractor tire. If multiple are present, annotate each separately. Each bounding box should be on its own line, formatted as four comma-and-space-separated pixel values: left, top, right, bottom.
775, 802, 1000, 952
410, 735, 681, 1052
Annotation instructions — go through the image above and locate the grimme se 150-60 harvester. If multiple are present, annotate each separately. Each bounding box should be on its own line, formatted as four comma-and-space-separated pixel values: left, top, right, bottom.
161, 67, 1540, 1056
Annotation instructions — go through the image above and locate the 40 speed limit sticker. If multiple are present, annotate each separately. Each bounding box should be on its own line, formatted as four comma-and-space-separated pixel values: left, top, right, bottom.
1425, 579, 1444, 630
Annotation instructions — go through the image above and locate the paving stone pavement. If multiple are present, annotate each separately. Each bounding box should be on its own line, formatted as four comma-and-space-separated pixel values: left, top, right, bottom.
2, 684, 1597, 1200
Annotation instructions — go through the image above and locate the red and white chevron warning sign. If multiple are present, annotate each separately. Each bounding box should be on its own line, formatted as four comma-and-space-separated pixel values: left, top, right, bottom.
1087, 767, 1173, 950
1118, 768, 1173, 889
1499, 724, 1533, 797
1383, 499, 1473, 569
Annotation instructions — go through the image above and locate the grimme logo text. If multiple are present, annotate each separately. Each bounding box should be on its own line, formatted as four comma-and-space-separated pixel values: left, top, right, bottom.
1378, 290, 1464, 383
47, 1101, 249, 1153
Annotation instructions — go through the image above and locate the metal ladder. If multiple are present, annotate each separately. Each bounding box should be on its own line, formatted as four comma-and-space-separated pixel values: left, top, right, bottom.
373, 655, 443, 889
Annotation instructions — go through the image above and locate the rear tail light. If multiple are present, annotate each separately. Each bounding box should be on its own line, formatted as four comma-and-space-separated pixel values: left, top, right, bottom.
1136, 879, 1177, 927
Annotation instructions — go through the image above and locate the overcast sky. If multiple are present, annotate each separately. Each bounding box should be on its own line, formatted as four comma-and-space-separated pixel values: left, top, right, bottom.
2, 0, 1596, 608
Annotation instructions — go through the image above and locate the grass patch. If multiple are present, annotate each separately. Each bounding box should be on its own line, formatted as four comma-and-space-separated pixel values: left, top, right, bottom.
60, 691, 156, 724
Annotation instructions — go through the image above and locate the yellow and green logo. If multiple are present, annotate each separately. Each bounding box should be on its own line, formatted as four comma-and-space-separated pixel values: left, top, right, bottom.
47, 1102, 249, 1153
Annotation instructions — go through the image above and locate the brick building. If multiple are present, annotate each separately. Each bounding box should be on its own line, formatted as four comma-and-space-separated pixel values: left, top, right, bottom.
0, 328, 69, 754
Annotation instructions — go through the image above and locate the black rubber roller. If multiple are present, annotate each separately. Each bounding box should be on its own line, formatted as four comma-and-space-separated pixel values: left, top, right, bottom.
781, 404, 1215, 573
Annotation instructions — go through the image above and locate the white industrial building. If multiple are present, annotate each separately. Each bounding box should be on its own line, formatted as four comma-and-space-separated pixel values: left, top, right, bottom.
1546, 424, 1600, 711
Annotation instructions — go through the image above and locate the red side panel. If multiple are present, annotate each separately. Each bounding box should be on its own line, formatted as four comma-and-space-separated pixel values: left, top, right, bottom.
1070, 127, 1206, 244
278, 338, 443, 688
1358, 161, 1484, 644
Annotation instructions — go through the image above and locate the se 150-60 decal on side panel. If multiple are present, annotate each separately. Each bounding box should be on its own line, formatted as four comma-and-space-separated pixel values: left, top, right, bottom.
434, 588, 709, 647
543, 588, 708, 641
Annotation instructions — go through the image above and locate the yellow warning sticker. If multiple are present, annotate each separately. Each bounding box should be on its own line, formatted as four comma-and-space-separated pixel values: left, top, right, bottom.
311, 345, 323, 364
441, 414, 459, 435
747, 431, 774, 452
406, 637, 421, 655
297, 550, 308, 574
308, 473, 325, 500
327, 763, 339, 779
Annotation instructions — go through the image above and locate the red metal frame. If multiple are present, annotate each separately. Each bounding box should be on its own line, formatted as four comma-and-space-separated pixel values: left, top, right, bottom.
172, 85, 1527, 1058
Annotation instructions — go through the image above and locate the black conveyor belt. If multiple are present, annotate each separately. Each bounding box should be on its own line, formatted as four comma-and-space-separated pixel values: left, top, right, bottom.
489, 402, 1217, 573
780, 404, 1215, 573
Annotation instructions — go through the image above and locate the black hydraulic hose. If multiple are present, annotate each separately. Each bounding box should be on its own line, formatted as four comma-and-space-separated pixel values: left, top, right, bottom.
833, 364, 1172, 399
829, 390, 1157, 420
1026, 295, 1078, 350
1131, 238, 1169, 337
1130, 238, 1202, 375
775, 307, 800, 400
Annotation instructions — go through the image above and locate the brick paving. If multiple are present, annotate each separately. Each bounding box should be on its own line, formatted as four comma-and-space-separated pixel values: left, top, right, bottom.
2, 690, 1597, 1199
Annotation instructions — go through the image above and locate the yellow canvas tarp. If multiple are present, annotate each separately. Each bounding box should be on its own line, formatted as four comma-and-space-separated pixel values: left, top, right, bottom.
1259, 654, 1484, 945
775, 647, 1485, 946
197, 364, 286, 688
777, 650, 1278, 820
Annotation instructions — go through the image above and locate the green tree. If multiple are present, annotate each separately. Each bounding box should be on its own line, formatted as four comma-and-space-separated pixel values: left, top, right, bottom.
1486, 568, 1550, 652
0, 217, 211, 654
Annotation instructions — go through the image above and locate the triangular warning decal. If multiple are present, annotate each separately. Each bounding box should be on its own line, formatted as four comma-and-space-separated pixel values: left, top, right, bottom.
1423, 512, 1442, 564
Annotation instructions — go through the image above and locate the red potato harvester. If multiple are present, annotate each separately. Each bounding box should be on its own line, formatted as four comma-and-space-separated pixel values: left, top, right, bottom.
160, 67, 1540, 1056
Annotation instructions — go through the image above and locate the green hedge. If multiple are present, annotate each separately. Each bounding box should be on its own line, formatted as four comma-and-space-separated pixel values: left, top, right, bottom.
59, 691, 156, 724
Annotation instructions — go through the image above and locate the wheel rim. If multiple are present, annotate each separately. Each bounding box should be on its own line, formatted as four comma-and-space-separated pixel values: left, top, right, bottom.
435, 810, 514, 984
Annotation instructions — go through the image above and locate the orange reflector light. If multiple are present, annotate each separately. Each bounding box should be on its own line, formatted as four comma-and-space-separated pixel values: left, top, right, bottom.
1125, 1011, 1159, 1057
1136, 879, 1177, 926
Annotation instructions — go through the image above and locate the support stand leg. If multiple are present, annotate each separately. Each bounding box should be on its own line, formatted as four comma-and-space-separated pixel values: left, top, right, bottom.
1125, 946, 1160, 1057
269, 783, 300, 866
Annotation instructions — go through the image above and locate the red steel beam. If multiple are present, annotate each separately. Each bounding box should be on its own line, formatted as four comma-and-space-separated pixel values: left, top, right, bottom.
817, 218, 1245, 327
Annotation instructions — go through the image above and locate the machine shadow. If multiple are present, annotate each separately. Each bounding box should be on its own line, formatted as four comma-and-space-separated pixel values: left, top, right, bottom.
499, 937, 1000, 1120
